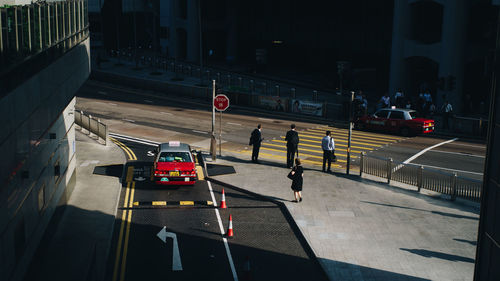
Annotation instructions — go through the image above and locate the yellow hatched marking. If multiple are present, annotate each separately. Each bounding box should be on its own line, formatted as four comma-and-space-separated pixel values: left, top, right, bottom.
299, 132, 390, 145
271, 139, 369, 151
262, 142, 362, 155
278, 137, 381, 148
306, 129, 400, 142
120, 181, 135, 281
196, 165, 204, 180
311, 127, 403, 141
112, 182, 131, 281
152, 201, 167, 206
180, 201, 195, 206
125, 166, 134, 182
260, 144, 356, 159
228, 149, 342, 168
260, 147, 347, 162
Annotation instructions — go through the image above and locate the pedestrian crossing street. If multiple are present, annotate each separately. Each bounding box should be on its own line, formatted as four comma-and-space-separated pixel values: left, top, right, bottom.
233, 125, 405, 168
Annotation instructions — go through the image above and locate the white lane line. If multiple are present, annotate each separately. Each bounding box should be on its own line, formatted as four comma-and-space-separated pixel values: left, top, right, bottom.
403, 138, 458, 164
109, 132, 160, 146
428, 149, 485, 158
227, 122, 241, 126
108, 103, 117, 106
258, 118, 273, 122
207, 181, 238, 281
144, 100, 153, 103
412, 163, 484, 176
160, 112, 173, 115
122, 119, 135, 123
393, 138, 458, 173
192, 130, 208, 134
98, 91, 108, 95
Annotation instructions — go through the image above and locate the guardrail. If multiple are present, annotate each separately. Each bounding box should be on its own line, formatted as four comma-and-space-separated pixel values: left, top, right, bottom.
75, 110, 107, 145
359, 152, 481, 202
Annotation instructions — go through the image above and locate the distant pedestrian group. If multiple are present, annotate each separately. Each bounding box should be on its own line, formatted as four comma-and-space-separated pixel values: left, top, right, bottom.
248, 123, 337, 203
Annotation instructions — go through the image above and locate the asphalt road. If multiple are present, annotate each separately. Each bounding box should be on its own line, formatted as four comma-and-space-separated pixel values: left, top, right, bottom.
76, 79, 486, 180
106, 139, 327, 281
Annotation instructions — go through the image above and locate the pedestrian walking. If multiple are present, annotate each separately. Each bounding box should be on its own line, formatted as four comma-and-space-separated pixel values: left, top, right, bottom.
249, 124, 263, 163
379, 93, 390, 108
285, 124, 299, 168
321, 131, 335, 172
442, 100, 453, 130
288, 158, 303, 203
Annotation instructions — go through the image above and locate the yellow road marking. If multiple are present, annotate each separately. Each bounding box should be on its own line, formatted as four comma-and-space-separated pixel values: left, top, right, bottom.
299, 132, 390, 145
227, 149, 342, 168
180, 201, 195, 206
311, 127, 403, 140
152, 201, 167, 206
261, 142, 362, 155
112, 182, 131, 281
305, 129, 400, 142
260, 146, 348, 163
125, 166, 134, 182
279, 135, 381, 147
196, 165, 204, 180
111, 137, 133, 160
120, 181, 135, 281
271, 139, 376, 150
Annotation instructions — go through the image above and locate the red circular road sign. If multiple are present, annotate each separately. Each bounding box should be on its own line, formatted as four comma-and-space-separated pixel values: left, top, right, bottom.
214, 94, 230, 111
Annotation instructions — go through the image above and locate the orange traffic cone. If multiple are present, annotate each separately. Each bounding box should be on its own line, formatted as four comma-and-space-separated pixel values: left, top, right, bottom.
226, 214, 234, 238
220, 188, 227, 209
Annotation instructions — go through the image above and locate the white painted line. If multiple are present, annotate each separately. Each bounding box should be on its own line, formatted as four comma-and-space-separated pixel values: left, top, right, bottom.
207, 181, 238, 281
393, 138, 458, 173
109, 133, 160, 146
160, 112, 173, 115
97, 91, 108, 95
192, 130, 208, 134
412, 163, 484, 176
428, 149, 485, 158
122, 119, 135, 123
108, 103, 117, 106
227, 122, 241, 126
258, 118, 273, 122
144, 100, 153, 103
403, 138, 458, 164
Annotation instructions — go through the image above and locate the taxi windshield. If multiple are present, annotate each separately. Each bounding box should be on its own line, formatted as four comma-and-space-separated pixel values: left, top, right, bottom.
158, 152, 191, 162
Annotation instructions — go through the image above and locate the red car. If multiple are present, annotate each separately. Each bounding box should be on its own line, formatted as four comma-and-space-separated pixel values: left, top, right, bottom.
355, 108, 434, 136
152, 141, 197, 185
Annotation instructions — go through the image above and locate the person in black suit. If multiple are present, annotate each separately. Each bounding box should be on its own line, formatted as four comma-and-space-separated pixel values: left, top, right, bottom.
290, 158, 303, 202
249, 124, 263, 163
285, 124, 299, 168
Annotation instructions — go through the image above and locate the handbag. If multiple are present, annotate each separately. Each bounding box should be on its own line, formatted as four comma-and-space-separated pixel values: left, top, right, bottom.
287, 168, 295, 179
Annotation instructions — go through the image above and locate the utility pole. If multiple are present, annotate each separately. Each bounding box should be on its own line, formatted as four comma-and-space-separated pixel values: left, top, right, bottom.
210, 80, 217, 160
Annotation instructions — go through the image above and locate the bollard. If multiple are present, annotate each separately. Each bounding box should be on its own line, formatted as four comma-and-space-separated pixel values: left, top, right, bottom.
275, 85, 280, 97
417, 165, 423, 192
360, 152, 365, 176
451, 173, 458, 201
313, 90, 318, 101
387, 158, 393, 184
291, 88, 296, 99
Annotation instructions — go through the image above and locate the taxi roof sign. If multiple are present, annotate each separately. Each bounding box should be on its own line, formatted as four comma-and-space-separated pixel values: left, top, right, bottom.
168, 141, 181, 147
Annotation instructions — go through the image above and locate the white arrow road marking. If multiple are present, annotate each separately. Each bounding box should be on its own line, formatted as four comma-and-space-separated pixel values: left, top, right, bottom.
147, 151, 155, 157
134, 176, 146, 181
157, 227, 183, 271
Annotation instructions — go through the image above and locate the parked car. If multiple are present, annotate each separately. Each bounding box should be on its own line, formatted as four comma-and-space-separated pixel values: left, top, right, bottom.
152, 141, 197, 185
355, 108, 434, 136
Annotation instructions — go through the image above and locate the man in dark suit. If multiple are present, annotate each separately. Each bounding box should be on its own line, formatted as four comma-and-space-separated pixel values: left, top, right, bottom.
285, 124, 299, 168
250, 124, 263, 163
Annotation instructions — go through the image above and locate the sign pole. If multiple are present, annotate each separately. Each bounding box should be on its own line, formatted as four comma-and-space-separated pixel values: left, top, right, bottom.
347, 91, 354, 175
219, 111, 222, 156
211, 80, 217, 160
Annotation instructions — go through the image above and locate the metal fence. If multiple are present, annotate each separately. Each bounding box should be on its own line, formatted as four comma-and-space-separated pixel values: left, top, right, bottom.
75, 110, 107, 145
359, 152, 482, 202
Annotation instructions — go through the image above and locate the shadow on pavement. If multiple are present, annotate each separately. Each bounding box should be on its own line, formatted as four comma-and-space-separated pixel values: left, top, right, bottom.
453, 238, 477, 246
360, 200, 479, 221
400, 248, 475, 263
93, 164, 124, 178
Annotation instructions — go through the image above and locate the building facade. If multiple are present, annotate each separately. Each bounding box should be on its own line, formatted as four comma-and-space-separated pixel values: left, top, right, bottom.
0, 1, 90, 280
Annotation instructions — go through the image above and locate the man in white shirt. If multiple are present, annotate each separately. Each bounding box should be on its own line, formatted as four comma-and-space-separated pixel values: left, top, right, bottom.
442, 100, 453, 130
321, 131, 335, 172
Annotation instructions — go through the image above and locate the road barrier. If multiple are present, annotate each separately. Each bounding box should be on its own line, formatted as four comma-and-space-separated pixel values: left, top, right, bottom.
360, 152, 481, 202
75, 111, 108, 145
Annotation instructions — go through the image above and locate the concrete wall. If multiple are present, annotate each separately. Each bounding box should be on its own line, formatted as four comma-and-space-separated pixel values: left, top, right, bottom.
0, 38, 90, 281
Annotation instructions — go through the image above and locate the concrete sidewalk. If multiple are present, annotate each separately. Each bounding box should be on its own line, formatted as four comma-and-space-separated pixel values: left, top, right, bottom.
25, 131, 125, 281
209, 151, 479, 281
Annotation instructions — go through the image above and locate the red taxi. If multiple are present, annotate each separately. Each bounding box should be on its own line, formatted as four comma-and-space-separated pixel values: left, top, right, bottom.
152, 141, 197, 185
355, 108, 434, 136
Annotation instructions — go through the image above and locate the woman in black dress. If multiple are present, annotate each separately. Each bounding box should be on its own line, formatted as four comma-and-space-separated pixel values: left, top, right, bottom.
290, 158, 303, 202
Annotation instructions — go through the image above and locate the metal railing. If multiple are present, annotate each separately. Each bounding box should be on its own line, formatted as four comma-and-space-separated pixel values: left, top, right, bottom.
75, 110, 107, 145
359, 152, 481, 202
